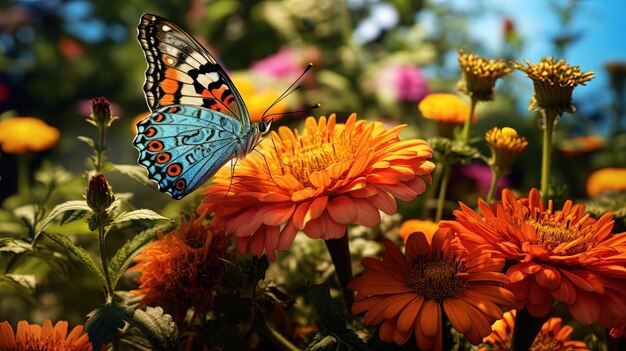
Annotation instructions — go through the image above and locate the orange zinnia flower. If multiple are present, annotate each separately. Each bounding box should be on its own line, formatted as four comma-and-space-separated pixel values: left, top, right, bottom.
398, 219, 438, 243
441, 188, 626, 328
0, 319, 92, 351
479, 310, 589, 351
0, 116, 60, 154
129, 213, 232, 324
197, 114, 434, 260
417, 93, 476, 124
348, 229, 516, 350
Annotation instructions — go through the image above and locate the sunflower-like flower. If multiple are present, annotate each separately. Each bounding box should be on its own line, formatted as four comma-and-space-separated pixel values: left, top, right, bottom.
0, 320, 92, 351
513, 57, 594, 115
418, 93, 475, 125
197, 114, 434, 260
398, 219, 438, 243
479, 310, 590, 351
129, 213, 232, 324
485, 127, 528, 175
0, 116, 60, 154
348, 229, 516, 350
441, 188, 626, 328
457, 50, 511, 101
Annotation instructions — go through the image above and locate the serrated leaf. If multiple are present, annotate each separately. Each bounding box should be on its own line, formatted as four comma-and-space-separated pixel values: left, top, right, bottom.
39, 200, 91, 233
86, 303, 133, 350
44, 232, 106, 286
127, 307, 179, 351
305, 334, 336, 351
0, 238, 32, 254
336, 329, 369, 351
110, 209, 168, 228
78, 136, 96, 149
108, 224, 174, 289
111, 164, 154, 186
60, 209, 89, 225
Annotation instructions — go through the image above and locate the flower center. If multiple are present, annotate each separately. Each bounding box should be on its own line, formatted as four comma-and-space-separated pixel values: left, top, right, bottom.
278, 133, 355, 187
527, 214, 597, 254
402, 254, 466, 301
22, 336, 72, 351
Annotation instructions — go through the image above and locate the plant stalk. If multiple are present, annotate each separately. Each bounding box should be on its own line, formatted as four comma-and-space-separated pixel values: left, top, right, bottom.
16, 153, 31, 199
324, 230, 354, 309
435, 165, 452, 222
486, 167, 500, 203
460, 98, 478, 143
540, 109, 558, 197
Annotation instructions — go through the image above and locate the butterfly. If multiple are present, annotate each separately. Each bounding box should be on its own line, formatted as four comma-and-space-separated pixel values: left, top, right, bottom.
133, 13, 273, 200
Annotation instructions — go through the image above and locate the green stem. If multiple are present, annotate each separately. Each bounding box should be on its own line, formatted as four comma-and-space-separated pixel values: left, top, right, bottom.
460, 98, 478, 143
540, 109, 558, 197
324, 230, 354, 309
16, 153, 31, 199
98, 225, 113, 301
255, 316, 301, 351
95, 125, 107, 172
421, 162, 444, 218
435, 165, 452, 222
486, 167, 500, 203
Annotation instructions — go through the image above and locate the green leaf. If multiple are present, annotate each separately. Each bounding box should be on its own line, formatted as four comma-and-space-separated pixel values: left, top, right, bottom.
110, 209, 168, 228
39, 200, 91, 233
44, 232, 106, 285
60, 208, 89, 225
305, 334, 336, 351
111, 164, 153, 186
77, 135, 96, 149
127, 307, 179, 351
86, 302, 132, 350
0, 274, 36, 303
14, 204, 37, 232
0, 238, 32, 254
108, 223, 174, 289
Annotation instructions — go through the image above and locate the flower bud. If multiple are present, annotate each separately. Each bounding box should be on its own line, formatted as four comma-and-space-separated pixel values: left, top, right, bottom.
86, 173, 115, 211
90, 97, 115, 127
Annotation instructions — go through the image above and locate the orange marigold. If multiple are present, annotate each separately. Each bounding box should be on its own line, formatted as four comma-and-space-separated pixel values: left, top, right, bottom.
0, 117, 60, 154
479, 310, 589, 351
197, 113, 434, 260
129, 213, 232, 324
0, 320, 92, 351
586, 167, 626, 196
417, 93, 476, 124
348, 229, 516, 350
441, 188, 626, 328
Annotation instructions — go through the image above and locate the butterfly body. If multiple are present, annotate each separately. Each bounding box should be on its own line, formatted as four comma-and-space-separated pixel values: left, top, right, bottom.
134, 13, 271, 199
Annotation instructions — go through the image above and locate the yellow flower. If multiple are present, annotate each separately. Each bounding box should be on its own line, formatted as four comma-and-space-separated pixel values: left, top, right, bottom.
418, 93, 475, 124
231, 74, 287, 122
485, 127, 528, 174
513, 57, 595, 115
0, 116, 60, 154
398, 219, 438, 243
586, 168, 626, 196
131, 111, 150, 134
457, 49, 511, 101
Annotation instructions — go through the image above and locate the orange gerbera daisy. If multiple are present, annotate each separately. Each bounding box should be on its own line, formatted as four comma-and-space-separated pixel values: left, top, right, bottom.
417, 93, 476, 124
479, 310, 589, 351
348, 229, 516, 350
129, 213, 232, 324
0, 320, 92, 351
441, 188, 626, 328
0, 116, 60, 154
197, 114, 434, 260
586, 167, 626, 196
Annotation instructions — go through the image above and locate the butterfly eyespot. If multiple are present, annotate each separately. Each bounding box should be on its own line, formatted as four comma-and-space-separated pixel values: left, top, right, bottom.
163, 55, 177, 65
153, 113, 165, 122
167, 163, 183, 177
175, 179, 187, 190
148, 140, 164, 152
155, 152, 171, 164
145, 127, 157, 137
168, 106, 180, 113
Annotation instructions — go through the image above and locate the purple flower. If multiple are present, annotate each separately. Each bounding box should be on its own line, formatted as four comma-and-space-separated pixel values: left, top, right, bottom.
459, 162, 511, 198
376, 64, 429, 103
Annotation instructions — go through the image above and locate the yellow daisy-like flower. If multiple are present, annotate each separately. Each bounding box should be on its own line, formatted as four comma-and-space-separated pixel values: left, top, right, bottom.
457, 49, 511, 101
0, 117, 60, 154
231, 74, 287, 122
398, 219, 438, 244
418, 93, 476, 125
586, 168, 626, 196
485, 127, 528, 174
479, 310, 590, 351
513, 57, 595, 115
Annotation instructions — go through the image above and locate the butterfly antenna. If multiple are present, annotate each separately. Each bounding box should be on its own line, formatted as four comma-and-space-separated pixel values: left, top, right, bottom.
261, 63, 314, 122
263, 103, 321, 120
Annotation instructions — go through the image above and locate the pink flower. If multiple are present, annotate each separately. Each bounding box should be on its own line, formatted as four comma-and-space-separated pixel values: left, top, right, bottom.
375, 64, 429, 103
251, 48, 302, 80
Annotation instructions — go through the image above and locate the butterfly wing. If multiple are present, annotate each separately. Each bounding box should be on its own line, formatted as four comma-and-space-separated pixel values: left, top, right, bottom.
137, 13, 251, 131
133, 105, 242, 199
